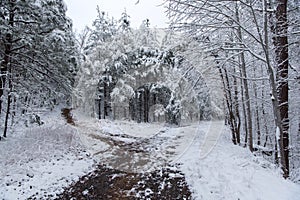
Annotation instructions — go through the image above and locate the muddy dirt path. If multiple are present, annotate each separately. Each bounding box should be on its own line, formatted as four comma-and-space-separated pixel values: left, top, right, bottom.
57, 113, 196, 199
74, 119, 195, 173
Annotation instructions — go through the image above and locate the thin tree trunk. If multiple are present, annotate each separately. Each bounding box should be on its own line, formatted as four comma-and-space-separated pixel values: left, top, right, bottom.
253, 66, 261, 146
261, 66, 270, 147
275, 135, 279, 165
262, 87, 270, 147
224, 66, 238, 144
144, 89, 148, 122
98, 98, 101, 119
233, 64, 241, 144
3, 66, 13, 137
237, 42, 253, 151
103, 83, 107, 119
113, 103, 116, 120
238, 58, 248, 148
218, 65, 237, 145
235, 2, 253, 151
10, 96, 16, 126
3, 94, 11, 138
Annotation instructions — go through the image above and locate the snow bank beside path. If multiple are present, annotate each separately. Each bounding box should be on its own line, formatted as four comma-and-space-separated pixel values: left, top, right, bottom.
0, 119, 96, 199
178, 121, 300, 200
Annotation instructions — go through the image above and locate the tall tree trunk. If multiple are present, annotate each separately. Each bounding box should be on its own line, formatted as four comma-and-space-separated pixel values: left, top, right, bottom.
238, 59, 248, 148
261, 68, 270, 147
262, 0, 289, 178
235, 2, 253, 151
0, 1, 15, 117
273, 0, 289, 178
1, 1, 15, 137
3, 71, 12, 138
10, 96, 16, 126
264, 7, 281, 168
253, 66, 261, 146
225, 66, 237, 144
275, 135, 279, 165
98, 98, 101, 119
233, 64, 241, 145
103, 83, 107, 119
218, 65, 237, 145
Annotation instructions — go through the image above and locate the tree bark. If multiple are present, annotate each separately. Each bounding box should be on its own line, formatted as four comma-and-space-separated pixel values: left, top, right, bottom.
238, 58, 248, 148
103, 82, 107, 119
235, 3, 253, 151
218, 64, 237, 145
253, 66, 261, 146
261, 67, 270, 147
1, 1, 15, 118
1, 1, 15, 137
3, 72, 12, 138
233, 64, 241, 144
273, 0, 289, 178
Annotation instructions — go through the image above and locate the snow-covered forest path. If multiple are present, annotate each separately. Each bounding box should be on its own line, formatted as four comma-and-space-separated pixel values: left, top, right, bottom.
65, 116, 300, 199
75, 117, 200, 173
1, 110, 300, 199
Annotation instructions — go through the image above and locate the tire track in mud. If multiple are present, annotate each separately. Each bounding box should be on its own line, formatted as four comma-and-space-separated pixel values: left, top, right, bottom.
61, 108, 198, 172
58, 111, 204, 199
75, 121, 175, 173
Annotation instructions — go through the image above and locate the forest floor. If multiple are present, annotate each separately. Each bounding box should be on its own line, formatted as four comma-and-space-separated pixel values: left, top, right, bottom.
0, 109, 300, 199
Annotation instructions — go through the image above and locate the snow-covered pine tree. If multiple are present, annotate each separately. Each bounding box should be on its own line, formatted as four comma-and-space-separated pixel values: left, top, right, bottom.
118, 9, 131, 33
0, 0, 78, 137
85, 6, 117, 53
135, 19, 159, 48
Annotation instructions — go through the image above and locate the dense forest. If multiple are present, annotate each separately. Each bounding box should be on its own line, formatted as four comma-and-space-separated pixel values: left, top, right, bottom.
0, 0, 299, 183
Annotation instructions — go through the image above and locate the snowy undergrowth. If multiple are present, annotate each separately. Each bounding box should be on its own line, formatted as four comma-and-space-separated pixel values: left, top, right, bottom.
0, 113, 96, 199
178, 122, 300, 200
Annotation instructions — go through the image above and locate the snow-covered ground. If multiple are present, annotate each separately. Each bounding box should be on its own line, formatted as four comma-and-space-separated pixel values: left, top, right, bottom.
0, 110, 299, 199
0, 122, 95, 199
179, 122, 300, 200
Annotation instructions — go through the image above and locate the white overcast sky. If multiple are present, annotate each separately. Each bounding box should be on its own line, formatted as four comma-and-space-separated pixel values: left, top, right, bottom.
64, 0, 169, 31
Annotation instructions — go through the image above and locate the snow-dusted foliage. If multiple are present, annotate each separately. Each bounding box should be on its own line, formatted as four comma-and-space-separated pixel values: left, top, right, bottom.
74, 45, 213, 124
0, 0, 78, 136
72, 24, 136, 117
73, 11, 220, 124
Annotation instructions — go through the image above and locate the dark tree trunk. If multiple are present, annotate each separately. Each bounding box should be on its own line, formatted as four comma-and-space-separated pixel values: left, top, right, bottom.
139, 92, 142, 123
273, 0, 289, 178
3, 67, 13, 138
103, 83, 107, 119
1, 2, 15, 118
218, 65, 237, 145
1, 1, 15, 137
253, 67, 261, 146
262, 85, 270, 148
235, 3, 253, 151
239, 63, 248, 148
10, 96, 16, 126
144, 89, 149, 122
98, 98, 101, 119
3, 93, 11, 138
233, 65, 241, 144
